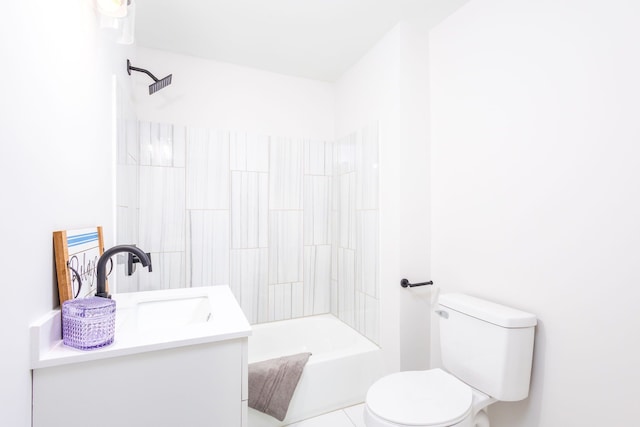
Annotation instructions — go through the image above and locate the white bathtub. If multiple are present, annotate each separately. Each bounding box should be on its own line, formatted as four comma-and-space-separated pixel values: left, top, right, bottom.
248, 314, 382, 426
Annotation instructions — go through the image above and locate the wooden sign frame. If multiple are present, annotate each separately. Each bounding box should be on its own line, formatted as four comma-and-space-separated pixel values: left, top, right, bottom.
53, 226, 108, 304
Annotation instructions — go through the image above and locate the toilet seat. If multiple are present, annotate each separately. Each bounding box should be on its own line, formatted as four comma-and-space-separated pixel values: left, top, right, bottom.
365, 369, 472, 427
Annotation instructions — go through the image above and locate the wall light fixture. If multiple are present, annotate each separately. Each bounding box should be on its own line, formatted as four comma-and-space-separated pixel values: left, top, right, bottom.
96, 0, 129, 18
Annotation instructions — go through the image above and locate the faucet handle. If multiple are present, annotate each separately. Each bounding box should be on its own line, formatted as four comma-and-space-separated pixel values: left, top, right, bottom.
127, 252, 152, 276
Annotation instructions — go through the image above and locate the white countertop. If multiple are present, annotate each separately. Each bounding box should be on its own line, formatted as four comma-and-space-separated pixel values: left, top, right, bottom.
31, 285, 252, 369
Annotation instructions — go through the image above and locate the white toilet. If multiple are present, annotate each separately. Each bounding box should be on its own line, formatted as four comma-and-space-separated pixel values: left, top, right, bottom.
364, 293, 537, 427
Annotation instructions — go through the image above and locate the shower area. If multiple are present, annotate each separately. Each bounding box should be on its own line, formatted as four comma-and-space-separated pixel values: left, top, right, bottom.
115, 119, 380, 343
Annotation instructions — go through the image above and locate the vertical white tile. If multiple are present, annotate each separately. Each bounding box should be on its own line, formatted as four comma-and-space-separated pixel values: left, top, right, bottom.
339, 172, 356, 249
229, 250, 242, 304
186, 127, 229, 209
269, 283, 292, 322
331, 210, 338, 281
365, 295, 380, 344
140, 122, 174, 167
157, 123, 174, 166
125, 119, 138, 165
166, 252, 186, 289
271, 285, 282, 321
138, 252, 185, 291
246, 134, 269, 172
258, 173, 269, 247
304, 176, 331, 246
131, 205, 140, 246
304, 139, 326, 175
116, 164, 138, 208
304, 177, 313, 246
283, 283, 292, 320
303, 246, 314, 316
354, 291, 366, 335
115, 259, 139, 293
268, 285, 276, 321
116, 205, 138, 250
338, 248, 356, 328
231, 132, 269, 172
139, 121, 152, 165
337, 133, 356, 174
303, 246, 331, 316
115, 205, 138, 299
268, 211, 303, 284
253, 249, 270, 323
324, 140, 334, 176
318, 246, 333, 315
255, 249, 269, 323
231, 171, 247, 248
139, 166, 185, 252
187, 210, 230, 287
291, 282, 304, 318
117, 116, 127, 165
271, 285, 281, 321
230, 249, 268, 324
172, 124, 186, 167
332, 167, 340, 213
330, 279, 338, 316
232, 172, 268, 249
356, 210, 379, 298
116, 206, 130, 243
269, 137, 303, 209
246, 173, 259, 248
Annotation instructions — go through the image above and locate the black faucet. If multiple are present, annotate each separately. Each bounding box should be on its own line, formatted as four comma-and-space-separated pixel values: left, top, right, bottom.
96, 245, 152, 298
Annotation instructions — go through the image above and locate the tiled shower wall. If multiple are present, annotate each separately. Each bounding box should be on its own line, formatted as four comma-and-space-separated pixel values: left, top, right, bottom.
333, 126, 379, 342
116, 121, 379, 343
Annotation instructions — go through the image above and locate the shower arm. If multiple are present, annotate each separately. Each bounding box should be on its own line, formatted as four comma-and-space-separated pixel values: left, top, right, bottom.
127, 60, 161, 82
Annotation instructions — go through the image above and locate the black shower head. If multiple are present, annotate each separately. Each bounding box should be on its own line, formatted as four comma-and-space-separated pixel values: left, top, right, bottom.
127, 59, 173, 95
149, 74, 172, 95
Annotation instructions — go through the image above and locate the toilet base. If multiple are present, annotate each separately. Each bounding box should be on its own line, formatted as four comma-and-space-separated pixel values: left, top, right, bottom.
473, 410, 490, 427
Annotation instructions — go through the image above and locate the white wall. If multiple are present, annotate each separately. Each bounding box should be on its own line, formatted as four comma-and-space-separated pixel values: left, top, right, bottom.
336, 22, 431, 373
430, 0, 640, 425
0, 1, 133, 425
133, 47, 334, 140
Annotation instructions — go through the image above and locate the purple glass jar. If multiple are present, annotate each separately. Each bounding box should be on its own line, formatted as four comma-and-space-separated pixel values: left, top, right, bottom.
62, 297, 116, 350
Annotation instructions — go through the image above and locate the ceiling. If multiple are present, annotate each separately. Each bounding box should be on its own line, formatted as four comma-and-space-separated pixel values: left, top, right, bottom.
134, 0, 469, 82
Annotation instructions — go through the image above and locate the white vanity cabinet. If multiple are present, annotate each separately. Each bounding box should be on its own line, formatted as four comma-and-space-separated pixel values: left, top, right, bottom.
31, 286, 251, 427
33, 339, 248, 427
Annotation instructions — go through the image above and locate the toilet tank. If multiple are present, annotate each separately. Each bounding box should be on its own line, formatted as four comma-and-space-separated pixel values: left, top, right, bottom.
437, 293, 537, 401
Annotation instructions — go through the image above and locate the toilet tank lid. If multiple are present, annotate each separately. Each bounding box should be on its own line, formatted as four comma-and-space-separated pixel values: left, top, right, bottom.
438, 293, 537, 328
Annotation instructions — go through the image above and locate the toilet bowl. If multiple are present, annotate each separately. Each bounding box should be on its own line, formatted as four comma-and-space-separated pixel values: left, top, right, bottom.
363, 293, 537, 427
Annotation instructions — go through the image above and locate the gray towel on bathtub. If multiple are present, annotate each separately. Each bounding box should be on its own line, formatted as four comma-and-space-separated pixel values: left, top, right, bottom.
248, 352, 312, 421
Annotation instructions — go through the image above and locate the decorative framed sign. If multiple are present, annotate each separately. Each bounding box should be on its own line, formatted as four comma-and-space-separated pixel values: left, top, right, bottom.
53, 226, 108, 304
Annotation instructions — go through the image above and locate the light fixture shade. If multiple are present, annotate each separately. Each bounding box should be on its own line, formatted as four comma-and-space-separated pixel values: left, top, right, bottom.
96, 0, 127, 18
117, 1, 135, 45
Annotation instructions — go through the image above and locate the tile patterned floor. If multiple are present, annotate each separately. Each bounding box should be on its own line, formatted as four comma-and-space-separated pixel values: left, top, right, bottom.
285, 403, 366, 427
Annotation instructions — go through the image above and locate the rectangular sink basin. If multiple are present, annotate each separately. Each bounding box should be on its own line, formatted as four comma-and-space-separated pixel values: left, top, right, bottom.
114, 289, 216, 336
136, 296, 211, 332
